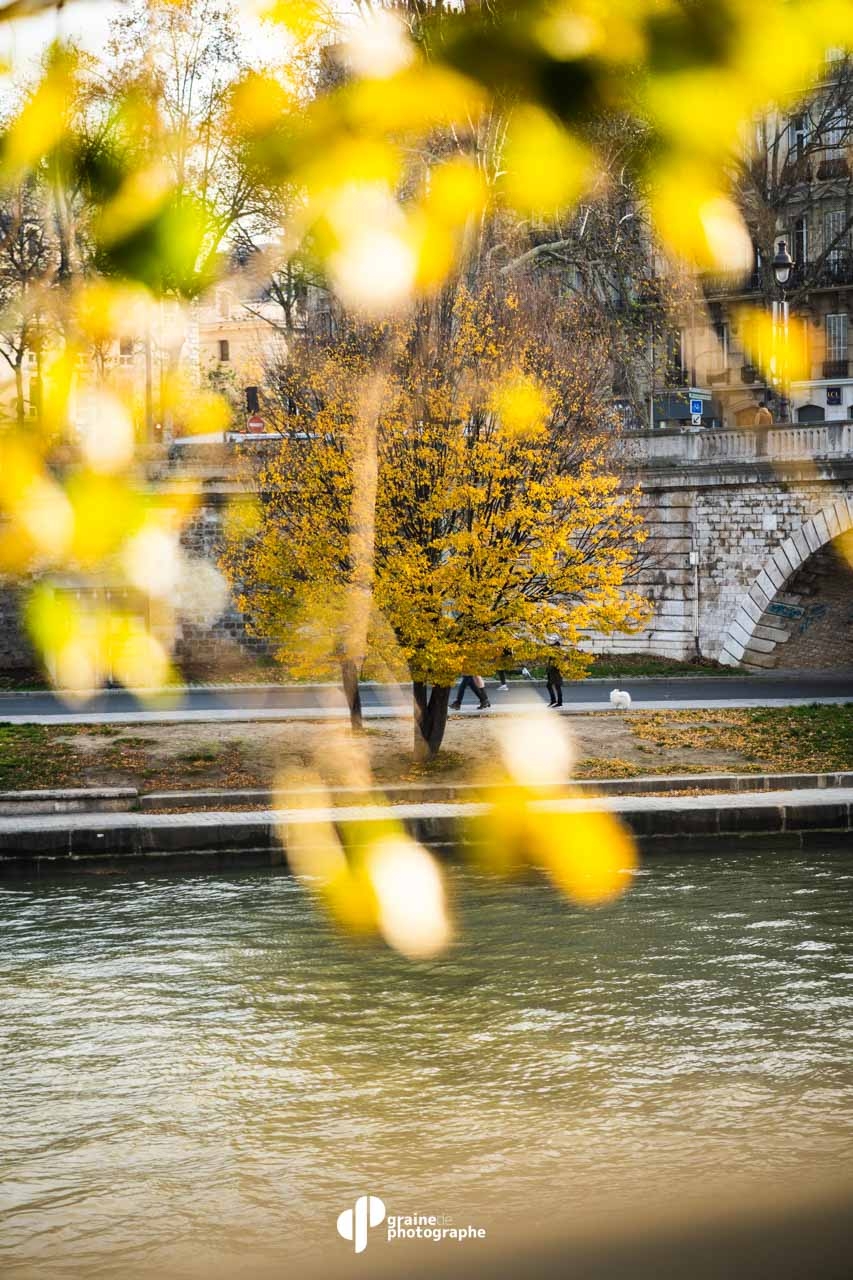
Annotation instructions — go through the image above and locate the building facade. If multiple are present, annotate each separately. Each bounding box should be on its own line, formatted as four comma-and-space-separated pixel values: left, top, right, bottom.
650, 51, 853, 431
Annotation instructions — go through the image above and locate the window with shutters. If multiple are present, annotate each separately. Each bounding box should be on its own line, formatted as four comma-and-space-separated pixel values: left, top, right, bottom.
712, 320, 729, 369
788, 113, 809, 156
826, 313, 848, 361
824, 108, 848, 153
824, 210, 847, 269
218, 339, 230, 362
664, 330, 685, 384
794, 217, 808, 263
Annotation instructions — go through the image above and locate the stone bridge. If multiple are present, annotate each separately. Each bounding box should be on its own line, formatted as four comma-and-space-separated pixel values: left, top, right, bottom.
147, 423, 853, 674
2, 425, 851, 677
610, 423, 853, 671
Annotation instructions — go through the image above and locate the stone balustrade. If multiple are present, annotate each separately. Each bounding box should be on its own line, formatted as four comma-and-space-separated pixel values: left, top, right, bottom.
620, 422, 853, 468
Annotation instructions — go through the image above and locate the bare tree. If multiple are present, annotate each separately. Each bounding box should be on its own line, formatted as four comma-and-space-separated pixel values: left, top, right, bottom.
0, 178, 54, 423
734, 54, 853, 306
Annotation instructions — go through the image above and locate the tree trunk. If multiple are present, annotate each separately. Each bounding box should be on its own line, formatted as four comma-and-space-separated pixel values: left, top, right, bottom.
412, 682, 451, 762
341, 658, 363, 732
14, 359, 24, 425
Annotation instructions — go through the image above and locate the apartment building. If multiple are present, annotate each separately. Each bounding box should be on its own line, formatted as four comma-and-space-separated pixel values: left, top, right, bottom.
651, 49, 853, 429
197, 284, 285, 388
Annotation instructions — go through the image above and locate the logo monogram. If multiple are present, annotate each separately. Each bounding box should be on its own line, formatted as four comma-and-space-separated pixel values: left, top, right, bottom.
337, 1195, 386, 1254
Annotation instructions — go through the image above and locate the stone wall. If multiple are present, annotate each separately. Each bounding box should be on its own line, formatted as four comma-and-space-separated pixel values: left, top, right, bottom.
585, 459, 853, 668
0, 587, 39, 675
748, 537, 853, 670
717, 505, 853, 670
172, 494, 273, 674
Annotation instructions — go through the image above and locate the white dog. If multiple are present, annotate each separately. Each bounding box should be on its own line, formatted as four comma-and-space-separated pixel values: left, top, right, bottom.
609, 688, 632, 710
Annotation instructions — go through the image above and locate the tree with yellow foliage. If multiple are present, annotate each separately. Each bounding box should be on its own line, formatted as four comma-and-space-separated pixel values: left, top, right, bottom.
225, 281, 648, 759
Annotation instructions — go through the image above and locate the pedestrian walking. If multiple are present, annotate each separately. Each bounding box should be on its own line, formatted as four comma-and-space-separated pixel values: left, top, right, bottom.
451, 675, 491, 710
546, 663, 563, 708
496, 647, 513, 691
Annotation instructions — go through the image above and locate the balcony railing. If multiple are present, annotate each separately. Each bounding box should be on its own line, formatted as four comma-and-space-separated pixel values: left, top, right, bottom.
703, 269, 762, 297
816, 155, 851, 180
704, 252, 853, 298
812, 253, 853, 287
780, 157, 813, 185
822, 359, 849, 378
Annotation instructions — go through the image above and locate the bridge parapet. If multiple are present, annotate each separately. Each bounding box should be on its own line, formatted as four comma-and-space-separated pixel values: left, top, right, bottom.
620, 423, 853, 469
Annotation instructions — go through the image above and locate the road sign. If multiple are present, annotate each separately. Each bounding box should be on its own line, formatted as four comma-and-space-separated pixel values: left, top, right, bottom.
691, 412, 702, 426
689, 398, 703, 415
247, 414, 265, 433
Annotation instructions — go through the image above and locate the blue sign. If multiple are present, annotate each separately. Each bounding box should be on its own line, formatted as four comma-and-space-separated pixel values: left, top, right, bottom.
768, 602, 804, 620
689, 398, 703, 415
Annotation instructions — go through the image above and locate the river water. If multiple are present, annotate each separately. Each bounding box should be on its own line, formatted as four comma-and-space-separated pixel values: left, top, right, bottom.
2, 851, 853, 1279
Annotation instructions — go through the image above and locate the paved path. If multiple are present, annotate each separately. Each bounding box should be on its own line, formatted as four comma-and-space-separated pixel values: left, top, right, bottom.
0, 675, 849, 725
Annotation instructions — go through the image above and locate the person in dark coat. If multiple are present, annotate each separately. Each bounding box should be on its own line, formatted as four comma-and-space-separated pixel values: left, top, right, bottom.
546, 663, 563, 708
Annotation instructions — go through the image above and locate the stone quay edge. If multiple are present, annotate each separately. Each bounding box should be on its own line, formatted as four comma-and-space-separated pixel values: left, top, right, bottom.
0, 788, 851, 878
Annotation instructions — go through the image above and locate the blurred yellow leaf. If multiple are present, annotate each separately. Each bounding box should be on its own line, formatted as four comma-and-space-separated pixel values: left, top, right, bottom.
107, 615, 172, 690
343, 9, 415, 81
95, 164, 173, 248
346, 65, 486, 134
500, 106, 594, 216
532, 805, 638, 906
229, 72, 293, 135
364, 833, 454, 959
424, 156, 488, 229
534, 0, 648, 64
651, 161, 753, 273
122, 522, 182, 598
66, 474, 144, 567
261, 0, 331, 42
2, 64, 70, 174
735, 305, 811, 389
78, 391, 136, 474
75, 281, 155, 346
490, 373, 554, 439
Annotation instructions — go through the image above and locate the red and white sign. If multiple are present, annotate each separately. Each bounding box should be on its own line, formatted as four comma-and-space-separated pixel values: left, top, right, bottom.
247, 414, 265, 433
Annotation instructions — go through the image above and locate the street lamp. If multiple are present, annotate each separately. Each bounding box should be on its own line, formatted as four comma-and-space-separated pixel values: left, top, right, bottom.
772, 238, 793, 286
771, 238, 794, 423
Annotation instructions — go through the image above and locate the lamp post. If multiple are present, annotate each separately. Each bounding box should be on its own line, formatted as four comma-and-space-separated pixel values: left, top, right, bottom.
771, 238, 794, 423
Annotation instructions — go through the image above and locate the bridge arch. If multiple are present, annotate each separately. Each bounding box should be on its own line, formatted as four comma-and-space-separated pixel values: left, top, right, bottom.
719, 497, 853, 668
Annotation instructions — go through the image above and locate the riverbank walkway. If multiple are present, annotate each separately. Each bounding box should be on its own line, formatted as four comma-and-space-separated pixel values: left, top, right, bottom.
0, 674, 849, 725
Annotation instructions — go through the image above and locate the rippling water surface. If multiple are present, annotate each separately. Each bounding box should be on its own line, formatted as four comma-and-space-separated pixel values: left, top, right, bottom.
2, 851, 853, 1278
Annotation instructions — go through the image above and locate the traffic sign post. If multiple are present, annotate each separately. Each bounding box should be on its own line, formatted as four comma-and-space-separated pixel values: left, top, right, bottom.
689, 396, 703, 428
247, 414, 265, 433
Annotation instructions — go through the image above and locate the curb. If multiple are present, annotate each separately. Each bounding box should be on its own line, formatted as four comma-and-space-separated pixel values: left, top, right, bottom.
0, 788, 137, 816
2, 772, 853, 816
0, 672, 847, 698
138, 771, 853, 810
1, 696, 850, 726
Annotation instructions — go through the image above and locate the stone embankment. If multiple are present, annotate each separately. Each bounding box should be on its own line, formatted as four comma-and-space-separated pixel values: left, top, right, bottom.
1, 781, 851, 878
